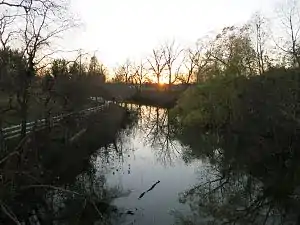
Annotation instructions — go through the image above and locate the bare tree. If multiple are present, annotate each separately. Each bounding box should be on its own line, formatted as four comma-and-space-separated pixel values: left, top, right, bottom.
0, 14, 17, 50
250, 12, 270, 74
162, 40, 183, 86
132, 60, 148, 90
0, 0, 77, 137
147, 47, 167, 85
276, 0, 300, 67
123, 59, 132, 83
113, 59, 132, 83
183, 40, 211, 83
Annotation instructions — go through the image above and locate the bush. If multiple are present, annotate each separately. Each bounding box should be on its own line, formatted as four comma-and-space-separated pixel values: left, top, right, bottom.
172, 75, 247, 129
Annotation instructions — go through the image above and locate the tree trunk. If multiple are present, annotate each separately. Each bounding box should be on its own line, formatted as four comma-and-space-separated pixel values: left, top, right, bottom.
168, 69, 172, 87
20, 65, 33, 139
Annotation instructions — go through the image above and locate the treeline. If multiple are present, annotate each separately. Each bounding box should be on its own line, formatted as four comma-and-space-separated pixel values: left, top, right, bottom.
171, 57, 300, 225
169, 2, 300, 224
112, 1, 300, 86
171, 0, 300, 133
171, 1, 300, 157
0, 47, 107, 132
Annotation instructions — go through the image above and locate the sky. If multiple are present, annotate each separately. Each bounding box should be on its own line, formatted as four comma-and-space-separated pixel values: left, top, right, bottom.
64, 0, 278, 69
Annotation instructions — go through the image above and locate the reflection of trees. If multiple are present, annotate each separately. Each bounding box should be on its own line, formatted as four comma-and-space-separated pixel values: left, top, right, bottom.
0, 107, 137, 224
120, 103, 181, 165
0, 147, 123, 225
176, 166, 274, 225
97, 136, 136, 170
140, 105, 182, 166
173, 68, 300, 223
176, 158, 297, 225
175, 131, 300, 225
96, 107, 140, 174
41, 169, 122, 225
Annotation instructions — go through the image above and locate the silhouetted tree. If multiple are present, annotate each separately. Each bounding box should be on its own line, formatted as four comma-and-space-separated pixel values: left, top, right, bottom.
147, 47, 167, 85
276, 0, 300, 68
162, 40, 183, 86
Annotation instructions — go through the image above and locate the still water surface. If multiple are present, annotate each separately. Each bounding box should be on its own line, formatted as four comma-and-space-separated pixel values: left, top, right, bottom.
88, 103, 300, 225
95, 105, 204, 225
5, 103, 297, 224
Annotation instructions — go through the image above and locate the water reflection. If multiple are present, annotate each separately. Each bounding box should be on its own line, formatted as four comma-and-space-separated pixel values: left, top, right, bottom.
105, 104, 198, 225
174, 128, 300, 224
120, 104, 183, 166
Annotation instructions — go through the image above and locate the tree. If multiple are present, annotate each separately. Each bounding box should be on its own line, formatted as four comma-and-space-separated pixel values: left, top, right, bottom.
208, 26, 257, 77
113, 59, 132, 83
0, 0, 77, 137
162, 40, 183, 85
276, 0, 300, 68
69, 61, 80, 77
88, 55, 106, 82
250, 12, 270, 74
51, 59, 69, 78
0, 13, 17, 50
131, 60, 148, 89
184, 39, 211, 83
147, 47, 167, 85
0, 48, 27, 115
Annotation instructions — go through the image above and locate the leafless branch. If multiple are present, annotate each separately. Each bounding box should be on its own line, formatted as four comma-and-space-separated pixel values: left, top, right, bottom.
0, 202, 21, 225
147, 48, 167, 84
162, 40, 183, 85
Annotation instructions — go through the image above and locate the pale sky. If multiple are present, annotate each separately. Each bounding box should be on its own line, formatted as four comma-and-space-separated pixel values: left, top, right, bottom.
64, 0, 278, 68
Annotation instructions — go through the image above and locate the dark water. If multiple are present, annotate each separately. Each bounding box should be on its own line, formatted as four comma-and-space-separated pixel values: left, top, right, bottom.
96, 104, 300, 225
95, 105, 203, 225
3, 103, 299, 224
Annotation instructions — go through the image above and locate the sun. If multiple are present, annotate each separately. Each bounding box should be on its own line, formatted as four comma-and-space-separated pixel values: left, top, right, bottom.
159, 76, 169, 85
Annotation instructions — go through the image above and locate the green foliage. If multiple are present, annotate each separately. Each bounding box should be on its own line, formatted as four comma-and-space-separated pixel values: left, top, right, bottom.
174, 68, 300, 133
172, 75, 246, 129
173, 67, 300, 186
173, 68, 300, 224
195, 26, 259, 82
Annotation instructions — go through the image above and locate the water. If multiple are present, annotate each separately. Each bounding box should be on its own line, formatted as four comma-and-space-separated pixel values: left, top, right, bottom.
4, 103, 298, 224
92, 104, 300, 225
95, 105, 203, 225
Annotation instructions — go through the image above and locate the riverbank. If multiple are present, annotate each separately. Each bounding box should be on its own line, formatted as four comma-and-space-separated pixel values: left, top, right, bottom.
168, 68, 300, 224
35, 103, 130, 182
0, 103, 133, 224
128, 89, 183, 108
